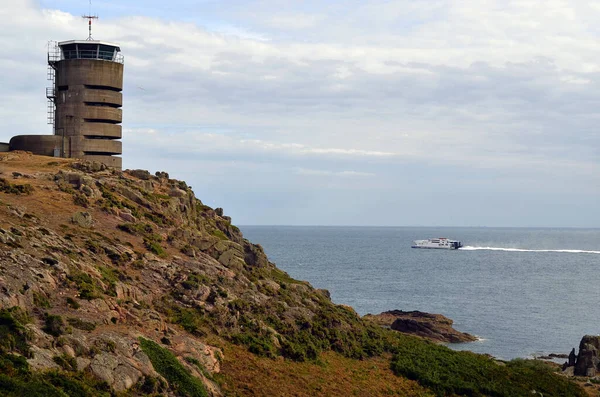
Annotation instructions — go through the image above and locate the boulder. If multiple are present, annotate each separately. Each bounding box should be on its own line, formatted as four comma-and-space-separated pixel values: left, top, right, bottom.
71, 211, 93, 228
128, 169, 152, 180
118, 210, 136, 223
72, 161, 107, 173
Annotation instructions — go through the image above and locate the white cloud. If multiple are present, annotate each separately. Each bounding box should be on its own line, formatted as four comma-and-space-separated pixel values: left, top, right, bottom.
2, 0, 600, 226
295, 168, 375, 177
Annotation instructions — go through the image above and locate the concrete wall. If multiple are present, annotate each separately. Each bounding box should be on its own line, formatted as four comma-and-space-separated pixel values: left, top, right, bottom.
80, 123, 121, 139
9, 135, 63, 157
55, 59, 123, 89
67, 135, 122, 157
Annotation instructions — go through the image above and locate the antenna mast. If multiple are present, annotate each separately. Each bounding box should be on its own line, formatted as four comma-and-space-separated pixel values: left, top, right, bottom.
82, 0, 98, 40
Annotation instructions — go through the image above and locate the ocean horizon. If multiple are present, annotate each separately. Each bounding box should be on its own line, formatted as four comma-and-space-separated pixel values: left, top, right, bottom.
240, 225, 600, 360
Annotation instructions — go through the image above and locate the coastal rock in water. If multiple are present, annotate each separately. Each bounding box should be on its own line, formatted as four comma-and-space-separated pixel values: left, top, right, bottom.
363, 310, 477, 343
574, 336, 600, 376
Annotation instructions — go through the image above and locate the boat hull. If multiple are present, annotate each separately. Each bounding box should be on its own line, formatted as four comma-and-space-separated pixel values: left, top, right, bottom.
411, 238, 463, 250
411, 245, 460, 250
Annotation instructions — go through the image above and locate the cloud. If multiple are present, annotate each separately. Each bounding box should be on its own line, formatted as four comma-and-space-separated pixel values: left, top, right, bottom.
1, 0, 600, 226
294, 168, 375, 177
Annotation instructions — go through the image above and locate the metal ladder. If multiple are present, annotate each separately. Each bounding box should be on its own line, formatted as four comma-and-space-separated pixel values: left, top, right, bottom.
46, 41, 59, 128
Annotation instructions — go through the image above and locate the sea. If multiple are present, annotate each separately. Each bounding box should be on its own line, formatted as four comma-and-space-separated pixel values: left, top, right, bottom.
239, 226, 600, 361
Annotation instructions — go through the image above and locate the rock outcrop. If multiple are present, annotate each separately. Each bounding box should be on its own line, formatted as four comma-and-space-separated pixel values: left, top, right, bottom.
0, 153, 390, 396
364, 310, 477, 343
563, 336, 600, 377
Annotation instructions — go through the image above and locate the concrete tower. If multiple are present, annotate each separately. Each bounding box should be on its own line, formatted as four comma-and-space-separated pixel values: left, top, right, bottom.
51, 40, 124, 169
8, 32, 125, 169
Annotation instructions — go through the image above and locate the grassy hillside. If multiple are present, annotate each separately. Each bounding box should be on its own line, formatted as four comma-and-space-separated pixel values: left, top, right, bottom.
0, 152, 587, 396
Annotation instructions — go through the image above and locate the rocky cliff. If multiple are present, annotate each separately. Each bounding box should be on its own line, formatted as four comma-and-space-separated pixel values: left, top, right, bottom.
0, 152, 588, 397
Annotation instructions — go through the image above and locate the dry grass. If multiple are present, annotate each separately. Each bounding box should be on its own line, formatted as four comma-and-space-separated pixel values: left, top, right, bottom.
216, 342, 433, 397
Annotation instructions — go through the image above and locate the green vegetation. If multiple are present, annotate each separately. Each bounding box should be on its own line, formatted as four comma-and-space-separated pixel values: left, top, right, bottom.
139, 337, 208, 397
0, 307, 110, 396
52, 354, 78, 371
0, 178, 34, 195
65, 297, 80, 310
73, 193, 89, 208
182, 273, 208, 290
171, 307, 207, 337
43, 314, 65, 337
117, 222, 153, 236
98, 186, 122, 210
68, 271, 99, 300
144, 235, 166, 257
390, 336, 585, 397
143, 211, 167, 225
220, 294, 584, 397
84, 239, 103, 254
268, 268, 305, 286
33, 291, 51, 308
99, 185, 141, 218
0, 308, 31, 356
209, 229, 228, 241
67, 318, 96, 332
97, 266, 121, 297
0, 360, 112, 397
68, 266, 122, 300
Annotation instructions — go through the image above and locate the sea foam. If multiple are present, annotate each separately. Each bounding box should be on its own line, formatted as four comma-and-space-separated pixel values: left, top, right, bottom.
460, 246, 600, 254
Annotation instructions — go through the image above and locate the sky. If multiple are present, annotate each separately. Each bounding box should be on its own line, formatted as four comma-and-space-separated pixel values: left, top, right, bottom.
0, 0, 599, 227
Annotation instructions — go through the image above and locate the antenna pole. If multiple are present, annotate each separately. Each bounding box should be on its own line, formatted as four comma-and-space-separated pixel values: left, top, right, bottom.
82, 1, 98, 40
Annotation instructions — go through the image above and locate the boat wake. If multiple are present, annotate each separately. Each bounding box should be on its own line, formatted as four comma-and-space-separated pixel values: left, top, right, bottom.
460, 246, 600, 254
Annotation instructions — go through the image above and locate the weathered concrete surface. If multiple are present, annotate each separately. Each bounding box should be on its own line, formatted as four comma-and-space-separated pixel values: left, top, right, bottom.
9, 135, 63, 157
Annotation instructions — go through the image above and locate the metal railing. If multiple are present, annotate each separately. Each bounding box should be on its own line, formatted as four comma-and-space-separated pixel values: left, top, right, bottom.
47, 41, 124, 64
48, 41, 60, 63
61, 49, 124, 64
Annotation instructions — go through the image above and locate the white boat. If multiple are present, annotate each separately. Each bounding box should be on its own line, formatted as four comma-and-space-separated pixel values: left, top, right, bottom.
411, 237, 463, 250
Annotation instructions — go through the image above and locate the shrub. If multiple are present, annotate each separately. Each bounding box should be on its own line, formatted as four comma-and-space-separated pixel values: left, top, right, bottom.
52, 354, 77, 371
84, 240, 103, 254
73, 193, 89, 208
209, 229, 228, 241
171, 307, 206, 336
136, 375, 166, 395
0, 178, 34, 195
231, 332, 277, 358
0, 308, 31, 356
144, 238, 166, 257
143, 211, 167, 225
117, 222, 153, 236
182, 274, 205, 290
33, 292, 51, 308
67, 318, 96, 332
390, 336, 585, 397
138, 337, 208, 397
43, 314, 65, 337
98, 266, 122, 296
68, 272, 99, 300
66, 297, 80, 310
